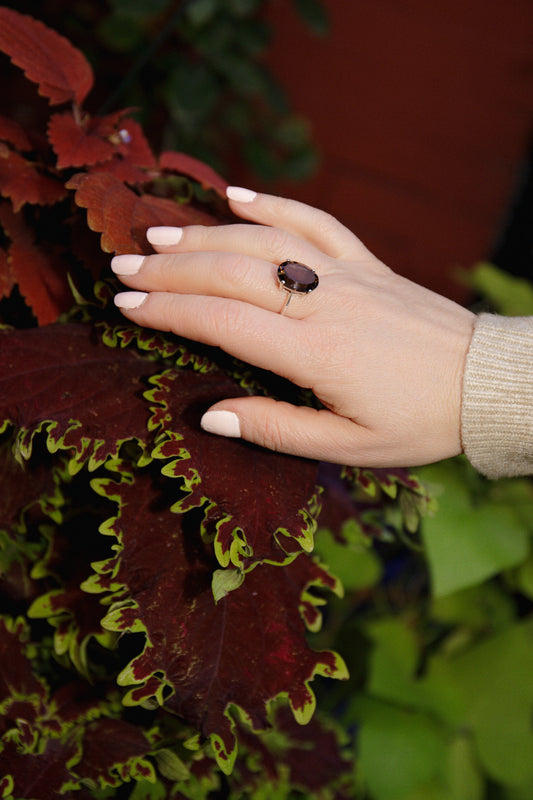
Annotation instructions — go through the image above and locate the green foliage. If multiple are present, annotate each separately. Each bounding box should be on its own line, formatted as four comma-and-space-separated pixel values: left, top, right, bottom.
466, 262, 533, 316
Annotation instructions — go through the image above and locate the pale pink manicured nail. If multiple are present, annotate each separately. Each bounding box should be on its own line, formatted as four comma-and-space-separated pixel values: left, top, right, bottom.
146, 226, 183, 246
111, 254, 145, 275
114, 291, 148, 309
201, 410, 241, 438
226, 186, 257, 203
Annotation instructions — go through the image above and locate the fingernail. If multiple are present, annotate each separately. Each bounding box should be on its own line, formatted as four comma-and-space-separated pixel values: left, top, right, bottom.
146, 226, 183, 246
114, 291, 148, 309
226, 186, 257, 203
111, 254, 145, 275
201, 410, 241, 438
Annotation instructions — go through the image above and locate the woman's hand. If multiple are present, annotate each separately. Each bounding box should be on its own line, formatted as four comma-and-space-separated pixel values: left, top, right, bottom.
112, 187, 475, 468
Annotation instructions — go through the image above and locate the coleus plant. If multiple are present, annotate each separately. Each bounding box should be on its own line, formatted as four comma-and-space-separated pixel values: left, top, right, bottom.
0, 7, 431, 798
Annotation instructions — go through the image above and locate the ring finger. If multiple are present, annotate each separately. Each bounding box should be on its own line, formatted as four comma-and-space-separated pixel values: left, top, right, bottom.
111, 250, 330, 317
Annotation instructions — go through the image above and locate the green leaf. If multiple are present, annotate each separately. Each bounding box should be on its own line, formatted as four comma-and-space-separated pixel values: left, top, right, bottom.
315, 527, 381, 591
465, 262, 533, 316
129, 779, 168, 800
431, 582, 514, 631
420, 460, 530, 597
444, 619, 533, 785
154, 748, 190, 781
212, 567, 245, 602
355, 697, 448, 800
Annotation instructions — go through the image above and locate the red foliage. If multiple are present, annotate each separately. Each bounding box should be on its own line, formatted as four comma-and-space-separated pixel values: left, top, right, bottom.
160, 151, 229, 197
0, 203, 71, 322
48, 112, 117, 169
0, 5, 223, 322
67, 172, 217, 256
92, 469, 345, 768
0, 145, 67, 211
0, 8, 377, 795
0, 7, 93, 106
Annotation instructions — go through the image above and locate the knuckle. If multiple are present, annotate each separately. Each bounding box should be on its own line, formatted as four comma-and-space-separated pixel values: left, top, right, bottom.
314, 209, 341, 240
223, 253, 255, 288
260, 227, 295, 262
210, 299, 247, 339
155, 293, 179, 332
260, 412, 287, 452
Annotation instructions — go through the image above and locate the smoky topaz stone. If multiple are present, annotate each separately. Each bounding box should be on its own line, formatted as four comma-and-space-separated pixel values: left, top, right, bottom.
277, 261, 319, 293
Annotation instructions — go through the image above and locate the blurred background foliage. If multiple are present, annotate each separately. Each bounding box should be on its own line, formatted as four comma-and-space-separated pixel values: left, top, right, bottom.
2, 0, 328, 181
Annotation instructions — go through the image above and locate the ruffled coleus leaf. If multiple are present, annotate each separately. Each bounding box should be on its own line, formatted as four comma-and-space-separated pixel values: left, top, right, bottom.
0, 617, 47, 715
0, 437, 62, 608
87, 467, 346, 774
0, 323, 161, 471
0, 737, 80, 798
0, 322, 322, 567
0, 203, 71, 324
0, 617, 158, 794
232, 704, 354, 798
27, 489, 119, 676
73, 718, 156, 787
160, 151, 228, 197
318, 462, 433, 540
67, 172, 218, 255
147, 369, 322, 568
0, 145, 67, 212
0, 7, 93, 106
0, 435, 61, 534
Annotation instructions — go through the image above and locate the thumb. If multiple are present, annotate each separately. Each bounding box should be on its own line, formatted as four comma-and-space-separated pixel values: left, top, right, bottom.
200, 396, 373, 465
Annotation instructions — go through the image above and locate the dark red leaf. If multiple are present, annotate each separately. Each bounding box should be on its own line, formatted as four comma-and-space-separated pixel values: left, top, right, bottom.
0, 323, 161, 469
48, 112, 116, 169
0, 204, 72, 323
91, 469, 346, 772
0, 114, 32, 151
0, 618, 47, 710
0, 145, 67, 211
0, 7, 93, 106
67, 172, 218, 255
75, 718, 154, 786
233, 706, 354, 798
160, 150, 228, 197
0, 737, 80, 798
318, 462, 432, 540
148, 369, 322, 568
0, 321, 324, 568
0, 437, 58, 606
27, 505, 119, 675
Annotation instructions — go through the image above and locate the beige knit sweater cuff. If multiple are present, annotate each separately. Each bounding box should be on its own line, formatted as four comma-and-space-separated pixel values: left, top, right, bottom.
461, 313, 533, 479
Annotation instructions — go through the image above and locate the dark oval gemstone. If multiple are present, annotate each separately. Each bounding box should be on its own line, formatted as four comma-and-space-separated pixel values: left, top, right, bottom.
277, 260, 319, 293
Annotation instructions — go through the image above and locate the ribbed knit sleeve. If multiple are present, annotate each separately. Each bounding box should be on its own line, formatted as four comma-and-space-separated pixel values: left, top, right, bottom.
461, 313, 533, 479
